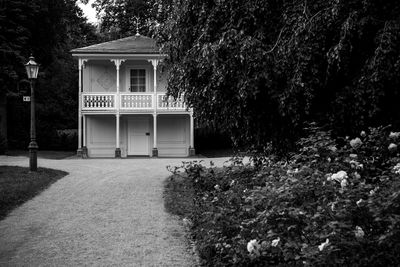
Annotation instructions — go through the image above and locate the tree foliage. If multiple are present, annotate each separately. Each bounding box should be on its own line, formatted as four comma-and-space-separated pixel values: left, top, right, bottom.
156, 0, 400, 154
1, 0, 99, 149
91, 0, 156, 38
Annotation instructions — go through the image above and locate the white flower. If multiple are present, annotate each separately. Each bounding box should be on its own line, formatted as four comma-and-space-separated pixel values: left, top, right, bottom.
330, 202, 336, 211
328, 170, 348, 182
350, 138, 362, 149
286, 168, 299, 175
271, 237, 280, 247
354, 226, 365, 238
389, 132, 400, 139
318, 238, 330, 251
350, 160, 363, 169
350, 153, 358, 158
182, 218, 193, 227
360, 131, 366, 137
354, 172, 361, 179
230, 180, 235, 186
247, 239, 260, 254
356, 199, 363, 206
369, 186, 379, 196
393, 163, 400, 174
388, 143, 398, 152
340, 178, 348, 188
329, 146, 337, 152
214, 184, 220, 190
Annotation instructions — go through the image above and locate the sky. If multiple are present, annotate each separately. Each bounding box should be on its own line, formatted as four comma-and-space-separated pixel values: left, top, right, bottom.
77, 0, 98, 24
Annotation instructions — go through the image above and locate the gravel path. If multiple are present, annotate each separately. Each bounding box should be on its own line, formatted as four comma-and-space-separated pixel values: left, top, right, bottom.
0, 156, 229, 266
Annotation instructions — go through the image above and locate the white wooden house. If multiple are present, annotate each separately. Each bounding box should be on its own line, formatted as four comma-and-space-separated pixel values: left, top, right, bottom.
71, 34, 195, 158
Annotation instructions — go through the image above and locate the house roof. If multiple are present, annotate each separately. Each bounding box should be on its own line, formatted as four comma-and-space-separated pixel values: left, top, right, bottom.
71, 34, 160, 55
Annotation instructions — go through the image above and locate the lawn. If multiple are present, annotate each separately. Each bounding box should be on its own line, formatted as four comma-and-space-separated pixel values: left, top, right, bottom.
5, 150, 76, 159
0, 166, 68, 220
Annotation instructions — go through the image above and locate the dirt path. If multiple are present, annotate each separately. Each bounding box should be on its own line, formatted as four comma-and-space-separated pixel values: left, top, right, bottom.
0, 156, 228, 266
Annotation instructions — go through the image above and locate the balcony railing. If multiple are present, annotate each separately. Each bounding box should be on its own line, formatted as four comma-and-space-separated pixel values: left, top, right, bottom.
82, 93, 116, 110
121, 93, 153, 109
81, 92, 187, 112
157, 94, 186, 110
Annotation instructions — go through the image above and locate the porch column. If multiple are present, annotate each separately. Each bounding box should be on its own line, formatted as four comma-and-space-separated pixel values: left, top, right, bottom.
148, 59, 159, 157
82, 115, 88, 158
77, 58, 88, 157
152, 114, 158, 157
111, 59, 126, 110
115, 114, 121, 157
148, 59, 159, 109
111, 59, 125, 158
189, 111, 195, 156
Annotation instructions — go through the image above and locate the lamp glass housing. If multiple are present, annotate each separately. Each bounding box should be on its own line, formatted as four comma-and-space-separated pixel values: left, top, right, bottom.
25, 56, 39, 79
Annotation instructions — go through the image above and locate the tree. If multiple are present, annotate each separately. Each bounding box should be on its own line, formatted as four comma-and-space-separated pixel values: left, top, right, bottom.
91, 0, 155, 38
1, 0, 100, 149
156, 0, 400, 155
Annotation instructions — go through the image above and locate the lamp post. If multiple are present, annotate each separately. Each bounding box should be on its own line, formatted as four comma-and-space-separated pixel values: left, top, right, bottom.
25, 55, 39, 171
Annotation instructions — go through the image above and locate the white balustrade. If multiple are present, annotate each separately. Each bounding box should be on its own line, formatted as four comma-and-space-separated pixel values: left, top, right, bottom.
81, 93, 187, 111
157, 93, 186, 110
82, 94, 115, 110
120, 93, 153, 109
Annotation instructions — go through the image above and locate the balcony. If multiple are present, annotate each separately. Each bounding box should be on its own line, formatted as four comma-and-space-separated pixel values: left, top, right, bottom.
81, 92, 188, 112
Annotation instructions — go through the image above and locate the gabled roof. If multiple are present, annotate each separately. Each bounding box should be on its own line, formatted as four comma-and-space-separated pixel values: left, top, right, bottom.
71, 34, 160, 55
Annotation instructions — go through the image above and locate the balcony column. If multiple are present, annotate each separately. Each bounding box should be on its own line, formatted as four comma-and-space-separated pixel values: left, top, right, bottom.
115, 114, 121, 157
111, 59, 125, 158
77, 58, 88, 157
189, 111, 195, 156
111, 59, 126, 109
152, 114, 158, 157
82, 115, 88, 158
148, 59, 159, 156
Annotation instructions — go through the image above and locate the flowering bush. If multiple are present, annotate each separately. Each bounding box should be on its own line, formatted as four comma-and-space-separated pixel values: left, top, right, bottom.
167, 125, 400, 266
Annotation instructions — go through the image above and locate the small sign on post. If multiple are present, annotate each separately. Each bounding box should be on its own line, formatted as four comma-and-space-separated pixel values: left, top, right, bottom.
23, 96, 31, 102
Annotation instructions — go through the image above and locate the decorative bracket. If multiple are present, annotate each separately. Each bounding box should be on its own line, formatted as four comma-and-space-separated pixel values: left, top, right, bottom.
111, 59, 126, 70
147, 59, 160, 70
79, 58, 89, 69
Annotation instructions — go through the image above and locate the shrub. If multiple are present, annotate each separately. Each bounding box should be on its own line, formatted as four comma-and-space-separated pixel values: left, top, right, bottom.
168, 125, 400, 266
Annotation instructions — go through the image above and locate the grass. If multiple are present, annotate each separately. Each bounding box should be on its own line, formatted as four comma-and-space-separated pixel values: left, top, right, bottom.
163, 174, 195, 217
0, 166, 68, 220
5, 150, 76, 159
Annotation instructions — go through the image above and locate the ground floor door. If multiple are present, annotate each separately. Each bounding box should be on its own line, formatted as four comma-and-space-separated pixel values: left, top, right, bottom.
157, 115, 189, 157
128, 117, 150, 156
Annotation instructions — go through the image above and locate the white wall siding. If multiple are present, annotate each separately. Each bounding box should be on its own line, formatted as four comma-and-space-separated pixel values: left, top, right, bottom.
83, 61, 119, 92
157, 115, 189, 157
156, 69, 168, 92
87, 116, 116, 157
82, 60, 157, 93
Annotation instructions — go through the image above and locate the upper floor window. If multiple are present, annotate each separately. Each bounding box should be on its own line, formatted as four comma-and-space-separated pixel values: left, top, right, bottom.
130, 69, 146, 92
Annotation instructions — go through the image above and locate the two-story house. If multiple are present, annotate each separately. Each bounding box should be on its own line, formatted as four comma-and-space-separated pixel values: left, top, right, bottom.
71, 34, 195, 158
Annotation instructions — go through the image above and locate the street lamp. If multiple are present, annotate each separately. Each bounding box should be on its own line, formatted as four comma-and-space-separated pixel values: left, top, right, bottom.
25, 55, 39, 171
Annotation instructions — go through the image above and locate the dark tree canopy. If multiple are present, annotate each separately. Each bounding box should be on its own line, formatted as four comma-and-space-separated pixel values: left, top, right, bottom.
91, 0, 156, 38
1, 0, 99, 149
155, 0, 400, 154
